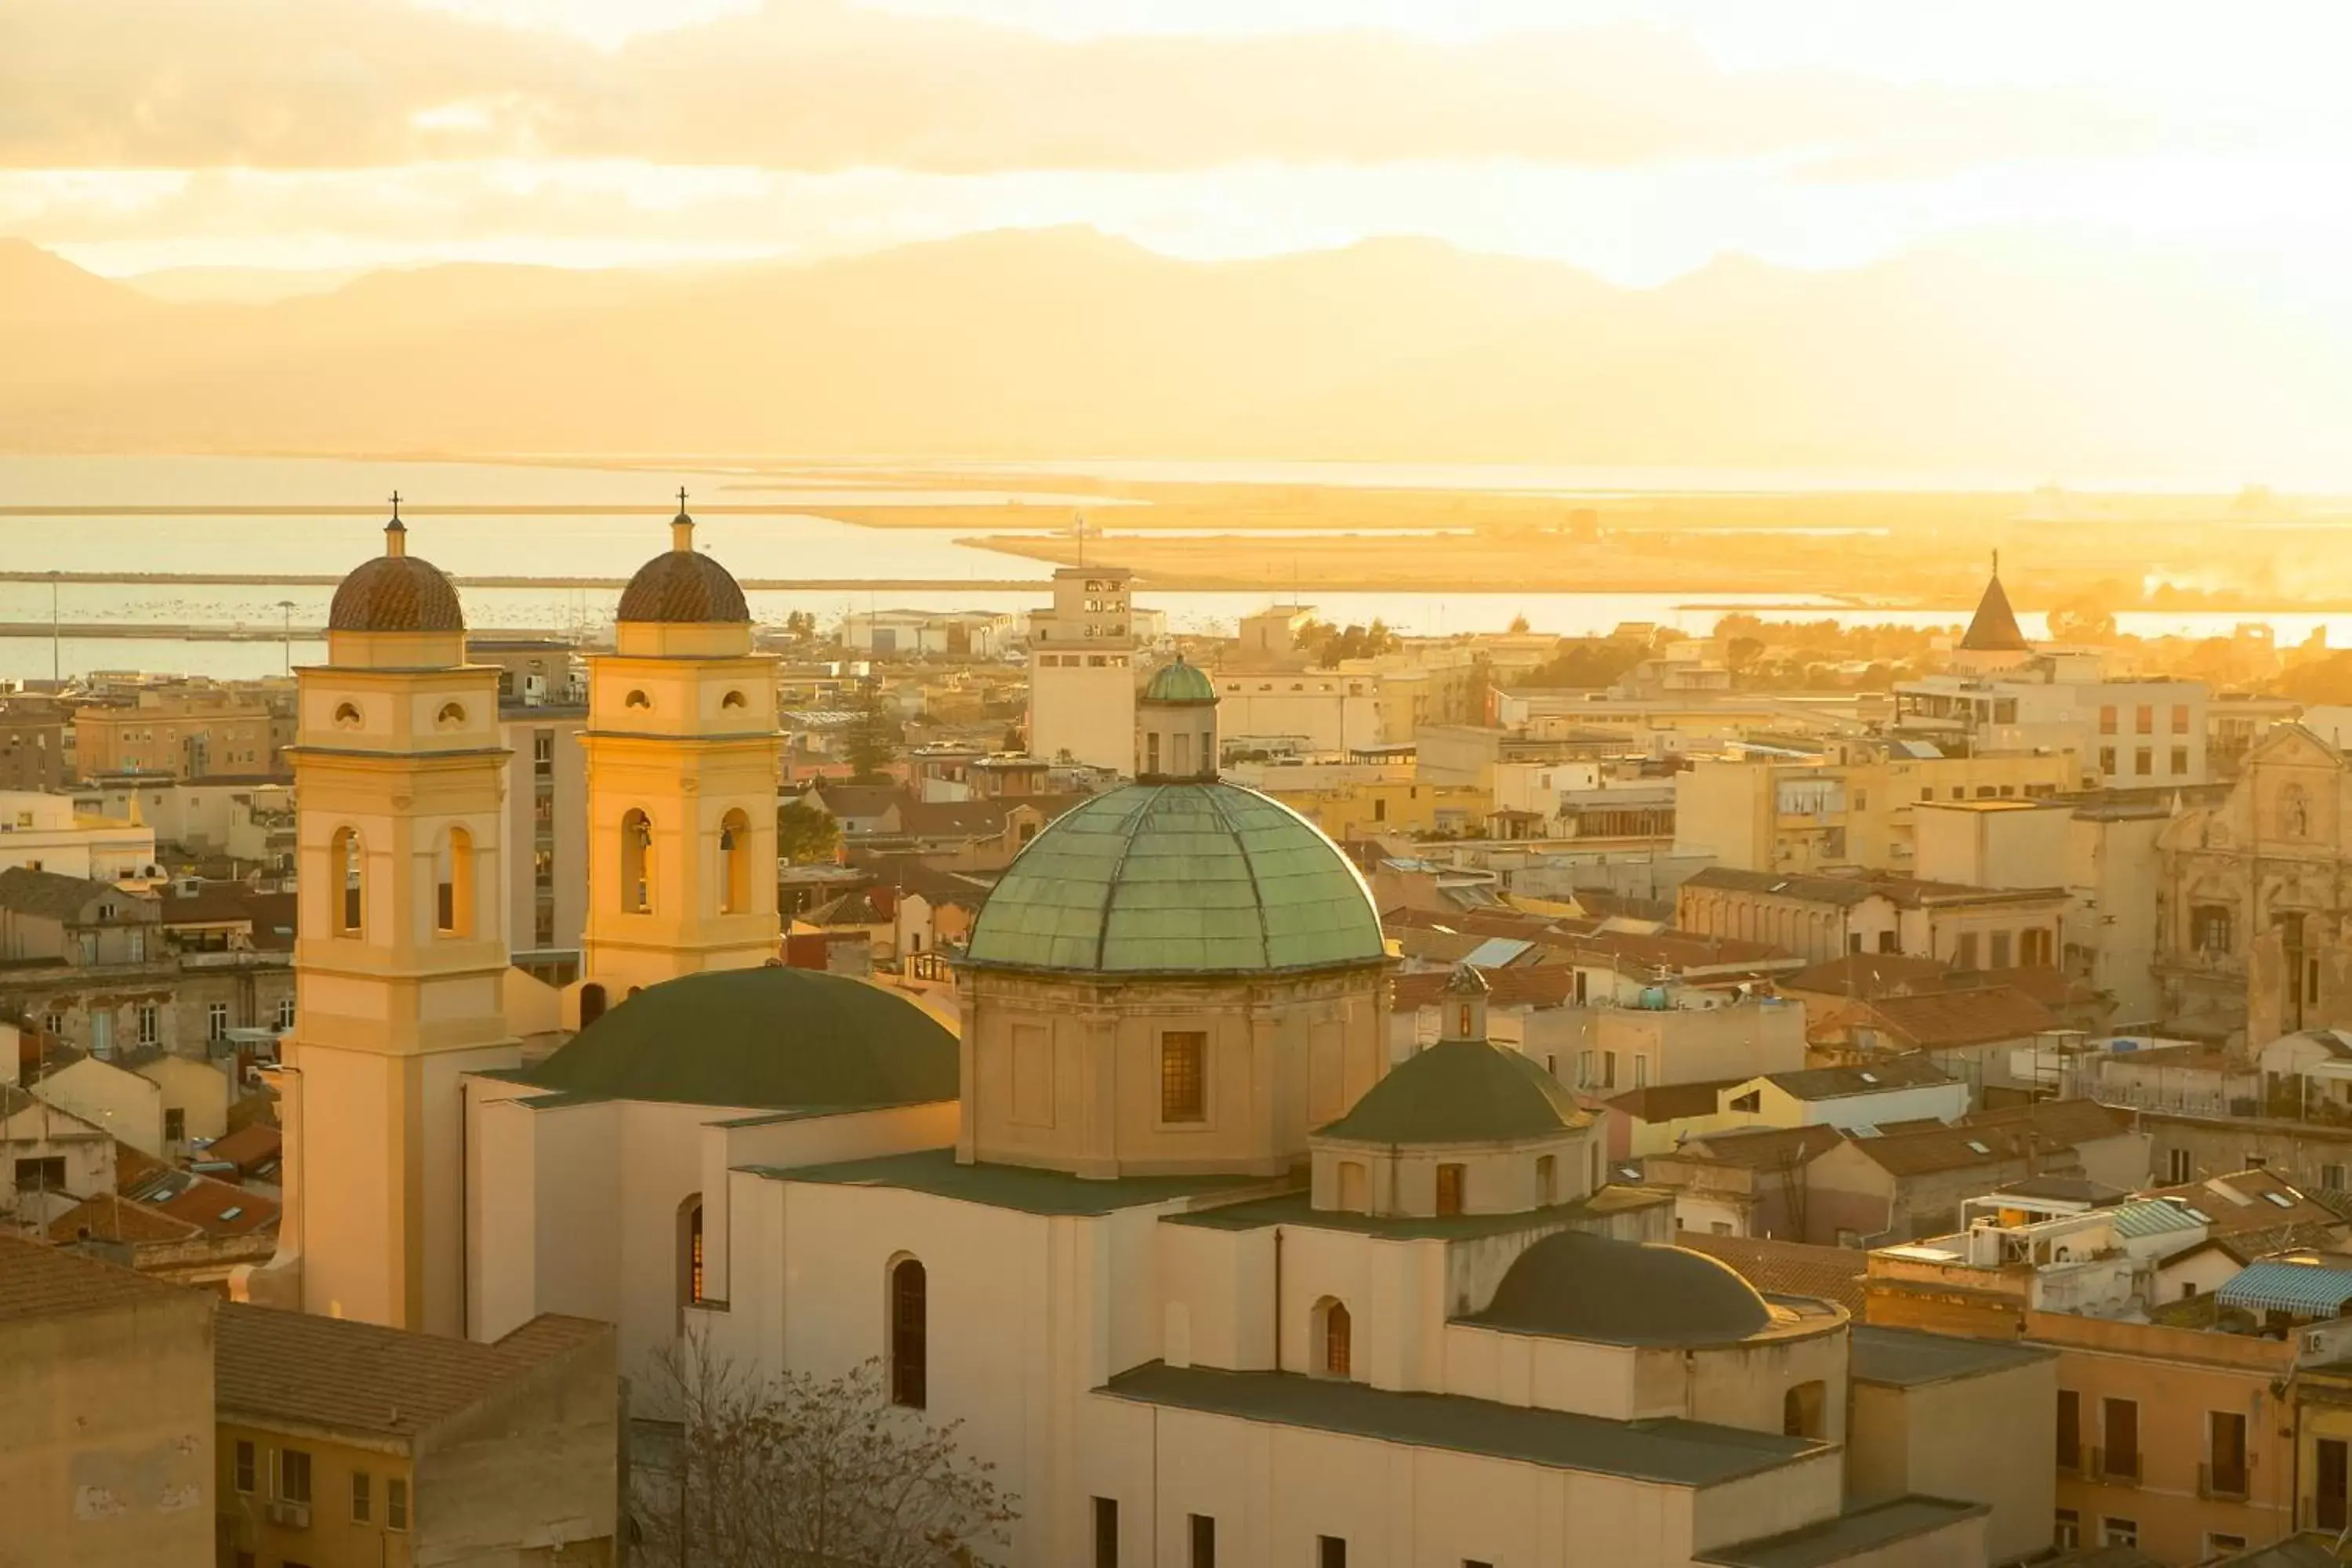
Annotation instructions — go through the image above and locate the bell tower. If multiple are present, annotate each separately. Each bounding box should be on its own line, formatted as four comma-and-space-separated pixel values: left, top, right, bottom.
254, 508, 517, 1334
577, 500, 780, 1008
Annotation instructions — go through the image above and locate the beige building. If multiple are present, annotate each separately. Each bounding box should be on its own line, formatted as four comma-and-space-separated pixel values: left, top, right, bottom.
1679, 866, 2070, 972
575, 508, 781, 1007
2157, 723, 2352, 1048
1847, 1325, 2057, 1566
215, 1305, 619, 1568
74, 688, 281, 780
499, 704, 586, 959
0, 1234, 216, 1568
1672, 742, 2076, 876
1027, 564, 1140, 771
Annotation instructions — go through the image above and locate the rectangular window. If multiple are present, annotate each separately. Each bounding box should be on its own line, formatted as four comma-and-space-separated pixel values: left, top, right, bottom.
2209, 1410, 2249, 1498
2168, 1148, 2192, 1183
1319, 1537, 1348, 1568
2100, 705, 2118, 735
165, 1108, 185, 1144
2103, 1518, 2138, 1548
2171, 746, 2189, 775
2099, 746, 2116, 776
2134, 746, 2152, 776
2053, 1510, 2078, 1550
2102, 1397, 2140, 1482
1094, 1497, 1119, 1568
1632, 1056, 1648, 1089
208, 1001, 229, 1040
2322, 1437, 2350, 1533
351, 1470, 371, 1523
387, 1477, 408, 1532
1160, 1032, 1207, 1123
277, 996, 296, 1029
1189, 1514, 1216, 1568
1602, 1051, 1617, 1089
2173, 703, 2191, 734
279, 1446, 313, 1504
136, 1004, 158, 1047
1436, 1163, 1466, 1216
13, 1156, 64, 1192
533, 729, 554, 776
2136, 703, 2154, 734
234, 1439, 256, 1494
2326, 1163, 2347, 1192
1955, 932, 1979, 970
2056, 1390, 2080, 1472
1990, 931, 2013, 969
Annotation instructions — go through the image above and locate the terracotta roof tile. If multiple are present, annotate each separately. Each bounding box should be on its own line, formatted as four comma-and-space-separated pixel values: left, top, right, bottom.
1392, 967, 1575, 1012
215, 1304, 609, 1438
1678, 1232, 1866, 1314
0, 1232, 194, 1323
45, 1192, 202, 1244
1853, 986, 2060, 1049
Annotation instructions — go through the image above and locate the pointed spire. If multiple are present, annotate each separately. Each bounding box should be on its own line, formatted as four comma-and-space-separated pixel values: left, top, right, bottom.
385, 491, 407, 557
1958, 552, 2028, 652
672, 487, 694, 553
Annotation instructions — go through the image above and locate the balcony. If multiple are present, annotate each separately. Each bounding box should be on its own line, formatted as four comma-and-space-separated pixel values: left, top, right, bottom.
2200, 1461, 2250, 1501
2090, 1446, 2142, 1486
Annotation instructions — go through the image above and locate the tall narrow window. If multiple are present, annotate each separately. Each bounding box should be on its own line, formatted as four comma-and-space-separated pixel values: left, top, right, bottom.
332, 827, 363, 935
1189, 1513, 1216, 1568
436, 826, 474, 936
1093, 1497, 1119, 1568
1536, 1155, 1557, 1205
1318, 1537, 1348, 1568
620, 809, 652, 913
1338, 1161, 1368, 1212
718, 808, 751, 916
579, 983, 607, 1029
891, 1258, 927, 1409
1784, 1381, 1826, 1438
2056, 1389, 2081, 1471
1317, 1298, 1352, 1378
2103, 1397, 2140, 1483
1436, 1163, 1466, 1216
1160, 1031, 1207, 1123
678, 1196, 705, 1308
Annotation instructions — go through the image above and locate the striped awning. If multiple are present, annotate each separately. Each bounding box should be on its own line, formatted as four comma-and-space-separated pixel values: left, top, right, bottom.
2216, 1258, 2352, 1319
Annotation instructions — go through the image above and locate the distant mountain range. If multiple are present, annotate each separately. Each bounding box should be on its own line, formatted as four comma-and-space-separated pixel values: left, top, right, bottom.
5, 229, 2348, 481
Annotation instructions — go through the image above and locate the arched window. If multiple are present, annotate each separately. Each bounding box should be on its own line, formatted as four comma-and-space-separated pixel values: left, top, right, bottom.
890, 1258, 927, 1409
331, 828, 364, 936
721, 689, 747, 710
332, 702, 362, 730
718, 808, 751, 916
435, 826, 474, 937
620, 809, 652, 913
435, 701, 466, 728
679, 1195, 705, 1311
1314, 1298, 1352, 1379
579, 982, 607, 1029
625, 688, 652, 710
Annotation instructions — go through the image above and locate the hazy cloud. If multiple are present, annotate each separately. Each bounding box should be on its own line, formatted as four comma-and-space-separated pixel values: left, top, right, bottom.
0, 0, 2158, 175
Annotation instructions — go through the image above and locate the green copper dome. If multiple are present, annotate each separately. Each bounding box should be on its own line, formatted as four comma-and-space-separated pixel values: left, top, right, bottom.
1317, 1040, 1587, 1145
961, 782, 1385, 975
1143, 657, 1218, 704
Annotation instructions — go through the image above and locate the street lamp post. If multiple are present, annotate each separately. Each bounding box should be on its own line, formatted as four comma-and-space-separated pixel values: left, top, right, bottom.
277, 600, 297, 674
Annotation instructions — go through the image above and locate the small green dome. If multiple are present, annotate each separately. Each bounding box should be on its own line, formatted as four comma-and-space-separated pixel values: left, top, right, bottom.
524, 967, 957, 1109
1317, 1040, 1585, 1145
1143, 658, 1217, 704
961, 782, 1385, 975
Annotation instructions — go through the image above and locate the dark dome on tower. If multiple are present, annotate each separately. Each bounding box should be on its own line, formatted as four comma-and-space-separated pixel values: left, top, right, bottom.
618, 506, 750, 625
1474, 1231, 1775, 1345
328, 517, 465, 633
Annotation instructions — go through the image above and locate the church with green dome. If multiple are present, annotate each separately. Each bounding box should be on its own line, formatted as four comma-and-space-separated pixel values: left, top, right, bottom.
957, 650, 1393, 1178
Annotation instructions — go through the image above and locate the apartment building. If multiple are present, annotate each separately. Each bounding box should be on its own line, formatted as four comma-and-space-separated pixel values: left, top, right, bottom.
1678, 866, 2069, 971
74, 688, 285, 780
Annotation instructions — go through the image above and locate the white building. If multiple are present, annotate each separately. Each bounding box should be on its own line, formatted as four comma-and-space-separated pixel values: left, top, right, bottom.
0, 789, 157, 880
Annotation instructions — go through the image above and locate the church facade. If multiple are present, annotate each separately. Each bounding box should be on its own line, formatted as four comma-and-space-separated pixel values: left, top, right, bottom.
254, 519, 2002, 1566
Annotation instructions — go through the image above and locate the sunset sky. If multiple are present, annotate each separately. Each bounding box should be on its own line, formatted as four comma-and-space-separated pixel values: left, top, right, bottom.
9, 0, 2352, 290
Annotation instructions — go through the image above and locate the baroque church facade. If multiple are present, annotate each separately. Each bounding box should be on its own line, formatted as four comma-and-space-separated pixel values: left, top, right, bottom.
247, 518, 2002, 1567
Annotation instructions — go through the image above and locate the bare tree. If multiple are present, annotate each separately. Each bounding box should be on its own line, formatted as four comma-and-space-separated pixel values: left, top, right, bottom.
636, 1332, 1017, 1568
